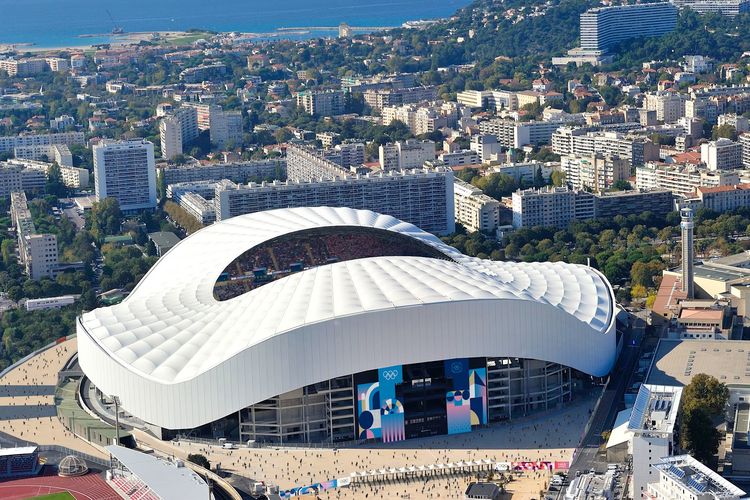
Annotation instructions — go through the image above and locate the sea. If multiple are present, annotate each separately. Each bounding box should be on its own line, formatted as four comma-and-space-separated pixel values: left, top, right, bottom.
0, 0, 471, 49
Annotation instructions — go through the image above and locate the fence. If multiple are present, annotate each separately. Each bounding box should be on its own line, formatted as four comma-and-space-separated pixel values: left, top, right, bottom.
37, 445, 110, 468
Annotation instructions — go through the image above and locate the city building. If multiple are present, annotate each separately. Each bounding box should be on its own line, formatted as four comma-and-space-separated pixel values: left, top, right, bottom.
645, 92, 688, 123
93, 140, 157, 213
670, 0, 750, 15
214, 167, 455, 235
453, 178, 501, 233
77, 206, 616, 443
579, 3, 678, 52
697, 184, 750, 212
49, 115, 75, 131
561, 154, 630, 193
719, 113, 750, 133
14, 143, 74, 167
209, 108, 243, 148
439, 150, 480, 167
701, 138, 743, 171
363, 86, 438, 110
486, 162, 554, 185
328, 142, 366, 169
552, 128, 660, 167
159, 115, 184, 160
147, 231, 181, 257
25, 295, 76, 311
11, 192, 58, 280
636, 163, 739, 196
470, 135, 502, 163
296, 89, 346, 116
286, 144, 349, 181
379, 140, 436, 171
512, 187, 673, 228
0, 131, 85, 154
479, 119, 570, 148
0, 162, 47, 197
159, 159, 285, 185
628, 384, 683, 498
649, 455, 745, 500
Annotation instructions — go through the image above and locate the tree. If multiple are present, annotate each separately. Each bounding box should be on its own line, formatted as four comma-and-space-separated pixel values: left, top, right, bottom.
88, 198, 122, 240
681, 407, 720, 465
682, 373, 729, 416
187, 453, 210, 470
551, 170, 566, 187
612, 179, 632, 191
533, 166, 545, 188
45, 163, 68, 197
630, 284, 647, 300
712, 124, 737, 141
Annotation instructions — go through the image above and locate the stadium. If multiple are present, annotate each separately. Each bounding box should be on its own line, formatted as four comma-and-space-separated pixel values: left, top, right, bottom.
77, 206, 617, 445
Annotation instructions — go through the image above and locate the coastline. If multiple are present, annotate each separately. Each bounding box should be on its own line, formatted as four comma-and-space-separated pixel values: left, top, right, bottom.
0, 23, 401, 54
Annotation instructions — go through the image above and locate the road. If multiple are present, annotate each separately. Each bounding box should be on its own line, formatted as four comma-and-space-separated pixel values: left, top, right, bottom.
567, 314, 645, 477
59, 198, 85, 231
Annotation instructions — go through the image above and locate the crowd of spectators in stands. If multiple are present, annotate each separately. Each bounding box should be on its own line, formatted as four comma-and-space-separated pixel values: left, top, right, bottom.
213, 229, 447, 300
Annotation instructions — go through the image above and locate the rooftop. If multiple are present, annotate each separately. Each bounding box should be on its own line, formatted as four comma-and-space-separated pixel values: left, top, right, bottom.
627, 384, 682, 434
646, 339, 750, 387
107, 445, 209, 500
654, 455, 745, 499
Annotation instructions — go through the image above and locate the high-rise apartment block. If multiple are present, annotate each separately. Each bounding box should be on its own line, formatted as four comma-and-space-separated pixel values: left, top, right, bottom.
93, 140, 157, 213
11, 192, 58, 280
214, 168, 455, 234
453, 178, 500, 233
701, 138, 743, 171
579, 3, 678, 52
295, 89, 346, 116
286, 144, 349, 181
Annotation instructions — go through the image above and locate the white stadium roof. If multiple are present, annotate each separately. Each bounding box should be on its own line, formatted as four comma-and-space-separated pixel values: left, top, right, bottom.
78, 207, 617, 430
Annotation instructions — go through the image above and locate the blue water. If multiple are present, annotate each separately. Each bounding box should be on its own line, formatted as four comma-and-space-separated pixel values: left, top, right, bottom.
0, 0, 470, 48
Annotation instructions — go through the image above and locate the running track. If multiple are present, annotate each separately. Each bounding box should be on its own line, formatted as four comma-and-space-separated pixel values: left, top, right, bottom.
0, 472, 119, 499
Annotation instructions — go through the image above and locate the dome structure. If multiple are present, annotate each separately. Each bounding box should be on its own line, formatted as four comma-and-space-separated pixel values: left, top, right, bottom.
77, 206, 617, 432
58, 455, 88, 476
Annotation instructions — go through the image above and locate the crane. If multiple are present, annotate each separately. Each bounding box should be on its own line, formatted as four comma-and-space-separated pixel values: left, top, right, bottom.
106, 9, 124, 35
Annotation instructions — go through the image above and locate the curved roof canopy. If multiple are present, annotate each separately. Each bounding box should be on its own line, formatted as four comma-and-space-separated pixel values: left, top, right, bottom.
78, 207, 616, 429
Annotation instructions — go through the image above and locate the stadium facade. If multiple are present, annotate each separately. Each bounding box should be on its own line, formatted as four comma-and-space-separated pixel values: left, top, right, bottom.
77, 207, 617, 444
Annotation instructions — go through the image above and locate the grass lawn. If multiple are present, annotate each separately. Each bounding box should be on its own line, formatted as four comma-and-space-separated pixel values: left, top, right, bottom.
31, 493, 76, 500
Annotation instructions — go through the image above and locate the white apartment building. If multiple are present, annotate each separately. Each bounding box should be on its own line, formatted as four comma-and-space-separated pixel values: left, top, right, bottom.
381, 101, 460, 136
214, 168, 456, 235
0, 131, 85, 154
93, 140, 157, 212
160, 116, 183, 160
579, 3, 678, 52
561, 154, 630, 193
11, 192, 58, 280
670, 0, 750, 16
25, 295, 76, 311
363, 86, 437, 110
636, 163, 739, 196
13, 143, 73, 167
49, 115, 75, 131
0, 162, 46, 197
701, 138, 742, 171
453, 178, 500, 233
379, 140, 436, 171
159, 159, 284, 185
645, 92, 688, 123
329, 142, 365, 169
628, 384, 682, 498
552, 128, 659, 167
739, 133, 750, 167
487, 162, 554, 184
648, 455, 745, 500
470, 135, 502, 163
512, 187, 577, 229
439, 150, 480, 167
478, 119, 569, 148
5, 159, 88, 189
210, 109, 243, 148
295, 89, 346, 116
718, 113, 750, 133
44, 57, 69, 72
286, 144, 350, 181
